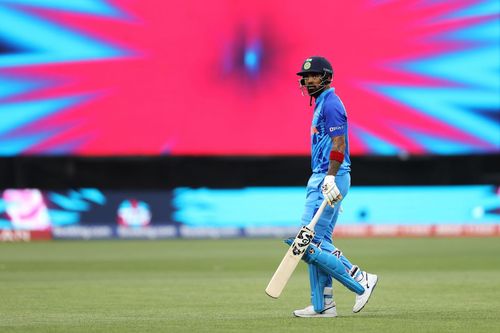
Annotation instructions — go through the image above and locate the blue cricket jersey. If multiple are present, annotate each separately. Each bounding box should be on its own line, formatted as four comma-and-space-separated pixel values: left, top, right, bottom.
310, 88, 351, 175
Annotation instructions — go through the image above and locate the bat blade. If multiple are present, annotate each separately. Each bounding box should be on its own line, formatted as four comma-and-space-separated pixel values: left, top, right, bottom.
265, 235, 306, 298
265, 199, 328, 298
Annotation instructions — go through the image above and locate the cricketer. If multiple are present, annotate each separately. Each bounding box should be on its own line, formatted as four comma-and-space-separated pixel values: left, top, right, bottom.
291, 56, 379, 317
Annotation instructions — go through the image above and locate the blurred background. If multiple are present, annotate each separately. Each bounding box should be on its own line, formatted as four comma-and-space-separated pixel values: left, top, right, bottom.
0, 0, 499, 241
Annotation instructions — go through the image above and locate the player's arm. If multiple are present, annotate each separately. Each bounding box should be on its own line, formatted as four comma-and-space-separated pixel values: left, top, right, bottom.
327, 135, 346, 176
322, 102, 347, 206
322, 135, 344, 206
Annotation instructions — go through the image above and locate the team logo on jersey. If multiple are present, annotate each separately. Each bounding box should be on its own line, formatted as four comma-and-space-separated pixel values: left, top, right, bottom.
303, 61, 311, 70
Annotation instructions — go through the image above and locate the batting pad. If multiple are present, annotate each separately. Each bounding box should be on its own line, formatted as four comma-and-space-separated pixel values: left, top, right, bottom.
284, 238, 364, 295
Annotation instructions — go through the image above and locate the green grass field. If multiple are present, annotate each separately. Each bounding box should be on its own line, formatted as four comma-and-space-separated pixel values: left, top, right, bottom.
1, 238, 499, 333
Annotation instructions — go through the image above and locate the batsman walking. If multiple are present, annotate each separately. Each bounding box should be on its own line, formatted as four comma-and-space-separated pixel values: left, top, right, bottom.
293, 56, 378, 317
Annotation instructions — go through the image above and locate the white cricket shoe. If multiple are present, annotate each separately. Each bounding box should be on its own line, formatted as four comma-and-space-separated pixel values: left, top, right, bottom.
293, 302, 337, 318
353, 272, 378, 313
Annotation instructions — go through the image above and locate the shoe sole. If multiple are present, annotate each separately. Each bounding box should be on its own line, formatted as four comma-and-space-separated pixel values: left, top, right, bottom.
293, 312, 337, 318
293, 306, 337, 318
353, 275, 378, 313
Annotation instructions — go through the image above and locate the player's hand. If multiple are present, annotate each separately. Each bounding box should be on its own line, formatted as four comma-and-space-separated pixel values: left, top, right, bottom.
321, 175, 342, 207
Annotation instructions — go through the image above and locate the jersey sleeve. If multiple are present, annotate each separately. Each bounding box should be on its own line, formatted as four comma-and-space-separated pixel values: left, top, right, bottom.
323, 97, 347, 137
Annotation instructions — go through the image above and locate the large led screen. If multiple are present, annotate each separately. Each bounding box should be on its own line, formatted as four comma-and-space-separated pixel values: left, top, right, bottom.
0, 1, 498, 156
1, 186, 499, 240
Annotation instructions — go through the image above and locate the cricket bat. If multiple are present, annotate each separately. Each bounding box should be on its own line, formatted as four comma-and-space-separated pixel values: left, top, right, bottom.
265, 199, 329, 298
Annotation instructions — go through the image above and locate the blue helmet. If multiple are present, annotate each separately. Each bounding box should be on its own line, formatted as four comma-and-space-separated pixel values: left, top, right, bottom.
297, 56, 333, 100
297, 56, 333, 77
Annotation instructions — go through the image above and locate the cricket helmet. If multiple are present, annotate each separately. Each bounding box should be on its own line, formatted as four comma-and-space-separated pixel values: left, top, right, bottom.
296, 56, 333, 77
297, 56, 333, 99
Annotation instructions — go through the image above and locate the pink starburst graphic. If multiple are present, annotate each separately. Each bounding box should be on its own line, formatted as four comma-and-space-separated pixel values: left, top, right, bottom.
1, 0, 498, 156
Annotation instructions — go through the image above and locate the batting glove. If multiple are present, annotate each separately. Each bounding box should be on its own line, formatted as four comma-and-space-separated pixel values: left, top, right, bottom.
321, 175, 342, 207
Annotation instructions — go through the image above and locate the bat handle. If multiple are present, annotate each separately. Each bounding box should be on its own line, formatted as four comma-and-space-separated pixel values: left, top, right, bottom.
307, 199, 329, 230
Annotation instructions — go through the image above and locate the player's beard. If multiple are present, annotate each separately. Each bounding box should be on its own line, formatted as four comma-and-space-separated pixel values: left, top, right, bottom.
307, 85, 325, 98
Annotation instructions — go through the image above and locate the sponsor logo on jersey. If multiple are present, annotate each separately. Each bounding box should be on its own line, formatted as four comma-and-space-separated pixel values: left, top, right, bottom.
329, 126, 343, 132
